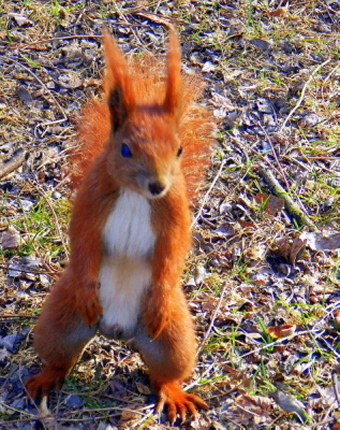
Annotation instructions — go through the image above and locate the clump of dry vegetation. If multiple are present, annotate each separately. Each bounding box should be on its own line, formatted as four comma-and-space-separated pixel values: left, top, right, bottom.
0, 1, 339, 429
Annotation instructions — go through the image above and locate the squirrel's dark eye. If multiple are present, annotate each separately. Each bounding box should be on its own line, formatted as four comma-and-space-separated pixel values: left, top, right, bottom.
177, 146, 183, 157
121, 143, 132, 158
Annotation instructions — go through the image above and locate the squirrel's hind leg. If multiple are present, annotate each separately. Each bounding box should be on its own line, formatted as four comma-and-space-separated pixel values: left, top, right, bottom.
134, 288, 207, 423
25, 274, 97, 401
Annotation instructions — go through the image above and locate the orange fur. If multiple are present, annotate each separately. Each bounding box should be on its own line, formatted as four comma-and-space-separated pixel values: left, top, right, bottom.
72, 32, 214, 202
26, 28, 215, 423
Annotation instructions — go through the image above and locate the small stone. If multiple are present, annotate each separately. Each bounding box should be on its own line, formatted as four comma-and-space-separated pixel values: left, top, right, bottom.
250, 38, 272, 52
186, 277, 196, 287
20, 199, 34, 212
194, 266, 207, 285
9, 12, 33, 27
52, 190, 62, 199
299, 113, 320, 128
17, 86, 33, 105
0, 227, 20, 250
219, 202, 233, 214
39, 274, 50, 286
202, 61, 216, 73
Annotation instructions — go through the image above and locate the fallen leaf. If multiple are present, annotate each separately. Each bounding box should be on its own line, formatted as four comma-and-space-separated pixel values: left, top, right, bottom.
0, 227, 20, 250
334, 311, 340, 326
210, 93, 236, 112
194, 265, 207, 285
255, 193, 284, 216
223, 364, 239, 375
215, 223, 235, 237
241, 393, 273, 410
245, 332, 263, 340
270, 389, 309, 423
58, 73, 82, 89
289, 234, 307, 266
268, 7, 288, 17
300, 231, 340, 251
119, 406, 141, 426
299, 112, 320, 128
268, 324, 296, 339
249, 38, 272, 52
17, 86, 33, 104
8, 12, 33, 26
237, 219, 256, 229
316, 378, 340, 408
135, 381, 151, 395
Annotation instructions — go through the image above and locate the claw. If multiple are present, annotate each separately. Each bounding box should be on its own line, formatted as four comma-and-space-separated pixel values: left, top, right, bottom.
25, 367, 67, 401
155, 397, 165, 415
40, 395, 50, 417
155, 381, 207, 423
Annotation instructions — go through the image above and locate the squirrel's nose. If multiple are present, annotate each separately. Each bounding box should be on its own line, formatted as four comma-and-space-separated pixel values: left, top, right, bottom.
148, 181, 165, 196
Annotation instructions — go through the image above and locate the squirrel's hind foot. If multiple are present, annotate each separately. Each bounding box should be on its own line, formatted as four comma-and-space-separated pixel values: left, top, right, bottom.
155, 381, 208, 424
25, 367, 67, 401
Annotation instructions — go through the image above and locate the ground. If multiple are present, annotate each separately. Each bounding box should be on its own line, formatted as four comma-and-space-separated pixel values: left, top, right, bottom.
0, 1, 339, 429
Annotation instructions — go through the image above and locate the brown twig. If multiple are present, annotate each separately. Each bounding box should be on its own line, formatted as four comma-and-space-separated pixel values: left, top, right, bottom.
1, 315, 38, 320
259, 167, 317, 231
13, 34, 102, 48
198, 283, 228, 352
316, 0, 340, 16
191, 158, 226, 228
0, 149, 26, 179
0, 263, 56, 275
256, 121, 290, 189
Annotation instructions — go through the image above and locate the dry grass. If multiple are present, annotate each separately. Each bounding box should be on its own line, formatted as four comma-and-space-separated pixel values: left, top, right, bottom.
0, 1, 339, 429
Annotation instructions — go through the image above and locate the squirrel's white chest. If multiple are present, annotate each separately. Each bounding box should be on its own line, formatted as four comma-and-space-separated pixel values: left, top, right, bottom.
98, 189, 155, 338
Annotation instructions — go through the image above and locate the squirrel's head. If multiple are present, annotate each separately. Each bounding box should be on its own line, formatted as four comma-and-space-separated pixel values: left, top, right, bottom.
102, 27, 183, 200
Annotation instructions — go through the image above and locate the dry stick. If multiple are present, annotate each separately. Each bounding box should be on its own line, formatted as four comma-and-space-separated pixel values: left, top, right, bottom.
114, 3, 153, 55
333, 372, 340, 407
316, 0, 340, 16
191, 158, 226, 228
185, 361, 217, 391
198, 283, 228, 352
240, 328, 319, 359
257, 121, 290, 189
0, 403, 150, 427
279, 59, 331, 131
9, 27, 149, 49
0, 263, 55, 275
6, 34, 101, 47
259, 123, 312, 216
0, 149, 26, 179
259, 167, 317, 231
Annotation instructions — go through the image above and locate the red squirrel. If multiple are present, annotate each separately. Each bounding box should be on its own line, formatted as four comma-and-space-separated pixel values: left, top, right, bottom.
25, 27, 215, 423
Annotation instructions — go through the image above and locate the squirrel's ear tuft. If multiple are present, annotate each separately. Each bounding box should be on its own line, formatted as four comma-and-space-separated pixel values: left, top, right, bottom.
163, 27, 181, 117
102, 27, 135, 131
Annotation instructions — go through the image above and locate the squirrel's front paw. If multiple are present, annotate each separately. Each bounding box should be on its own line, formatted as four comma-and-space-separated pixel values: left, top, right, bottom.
75, 284, 102, 326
